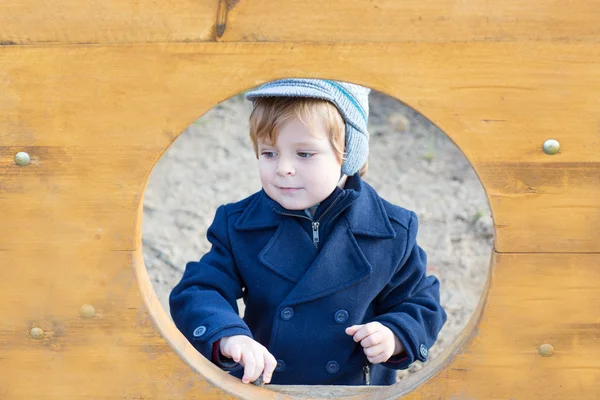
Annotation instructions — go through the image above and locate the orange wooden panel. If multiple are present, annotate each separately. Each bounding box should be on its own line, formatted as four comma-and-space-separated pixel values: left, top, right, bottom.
0, 0, 219, 45
0, 145, 155, 251
1, 43, 599, 252
1, 0, 600, 45
403, 252, 600, 399
1, 241, 598, 399
0, 248, 239, 400
1, 1, 599, 399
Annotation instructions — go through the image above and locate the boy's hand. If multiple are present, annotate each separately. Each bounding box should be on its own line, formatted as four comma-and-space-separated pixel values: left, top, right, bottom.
345, 322, 405, 364
220, 335, 278, 384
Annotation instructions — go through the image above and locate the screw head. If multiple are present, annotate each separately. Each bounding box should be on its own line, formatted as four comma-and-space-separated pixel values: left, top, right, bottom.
14, 152, 31, 166
543, 140, 560, 155
539, 343, 554, 357
30, 327, 44, 340
80, 304, 96, 319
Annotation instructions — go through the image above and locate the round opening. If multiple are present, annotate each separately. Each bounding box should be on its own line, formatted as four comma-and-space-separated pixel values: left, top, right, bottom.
138, 82, 494, 399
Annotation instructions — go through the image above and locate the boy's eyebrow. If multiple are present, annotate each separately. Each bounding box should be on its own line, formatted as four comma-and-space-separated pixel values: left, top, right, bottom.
293, 141, 322, 147
258, 140, 323, 148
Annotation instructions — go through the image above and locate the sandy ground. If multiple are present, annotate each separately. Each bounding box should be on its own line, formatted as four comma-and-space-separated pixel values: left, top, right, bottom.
142, 90, 494, 382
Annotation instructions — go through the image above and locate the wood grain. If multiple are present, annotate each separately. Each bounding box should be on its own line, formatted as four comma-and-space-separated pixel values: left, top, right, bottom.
1, 4, 599, 397
1, 0, 600, 44
1, 43, 598, 252
1, 245, 598, 398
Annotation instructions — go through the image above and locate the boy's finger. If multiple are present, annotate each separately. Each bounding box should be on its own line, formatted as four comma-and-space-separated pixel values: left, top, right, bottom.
345, 325, 363, 336
360, 331, 383, 348
241, 352, 256, 384
263, 353, 278, 384
364, 345, 384, 358
367, 352, 388, 364
251, 351, 265, 382
231, 344, 242, 362
351, 323, 379, 343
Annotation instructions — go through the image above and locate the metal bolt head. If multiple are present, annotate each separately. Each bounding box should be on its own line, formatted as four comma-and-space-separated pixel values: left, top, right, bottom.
539, 343, 554, 357
14, 152, 31, 166
543, 139, 560, 155
30, 327, 44, 340
80, 304, 96, 319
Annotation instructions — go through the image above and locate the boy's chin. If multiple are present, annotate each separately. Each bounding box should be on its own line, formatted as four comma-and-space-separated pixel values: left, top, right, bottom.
272, 196, 317, 211
276, 200, 310, 211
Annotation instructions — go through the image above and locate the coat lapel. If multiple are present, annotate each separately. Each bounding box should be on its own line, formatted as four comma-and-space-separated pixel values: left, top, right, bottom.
280, 179, 398, 305
234, 178, 398, 303
282, 216, 372, 305
234, 190, 281, 231
235, 191, 319, 283
258, 219, 317, 283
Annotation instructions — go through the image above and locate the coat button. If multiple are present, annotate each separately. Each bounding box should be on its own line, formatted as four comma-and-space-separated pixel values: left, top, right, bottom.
420, 344, 428, 358
275, 359, 286, 372
325, 360, 340, 374
193, 326, 207, 337
280, 307, 294, 320
334, 309, 348, 324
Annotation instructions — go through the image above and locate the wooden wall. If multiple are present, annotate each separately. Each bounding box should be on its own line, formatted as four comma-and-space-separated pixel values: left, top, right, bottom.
1, 1, 599, 399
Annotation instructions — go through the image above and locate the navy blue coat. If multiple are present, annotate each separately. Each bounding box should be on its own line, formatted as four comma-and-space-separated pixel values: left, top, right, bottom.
170, 174, 446, 385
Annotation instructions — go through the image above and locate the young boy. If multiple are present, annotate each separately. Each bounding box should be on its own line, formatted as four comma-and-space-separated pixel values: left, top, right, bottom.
169, 78, 447, 386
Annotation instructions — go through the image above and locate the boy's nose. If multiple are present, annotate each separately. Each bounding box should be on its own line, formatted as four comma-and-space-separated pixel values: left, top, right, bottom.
276, 159, 296, 176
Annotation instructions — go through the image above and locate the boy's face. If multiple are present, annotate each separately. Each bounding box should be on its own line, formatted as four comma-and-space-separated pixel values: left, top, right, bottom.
257, 117, 343, 211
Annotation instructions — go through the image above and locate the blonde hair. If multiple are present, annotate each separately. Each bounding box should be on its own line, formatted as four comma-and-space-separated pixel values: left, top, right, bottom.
248, 97, 368, 176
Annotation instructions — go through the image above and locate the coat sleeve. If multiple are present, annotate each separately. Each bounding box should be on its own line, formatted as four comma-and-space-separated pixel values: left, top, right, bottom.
169, 205, 252, 367
372, 211, 447, 370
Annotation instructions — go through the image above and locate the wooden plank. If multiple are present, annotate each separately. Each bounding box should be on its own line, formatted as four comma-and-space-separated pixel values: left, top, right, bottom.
401, 253, 600, 400
0, 0, 219, 45
0, 145, 157, 250
1, 42, 599, 252
1, 245, 598, 398
1, 0, 600, 45
482, 162, 600, 253
0, 248, 239, 400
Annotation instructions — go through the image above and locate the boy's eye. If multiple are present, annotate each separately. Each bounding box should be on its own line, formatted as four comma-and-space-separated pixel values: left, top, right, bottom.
261, 151, 277, 158
297, 152, 315, 158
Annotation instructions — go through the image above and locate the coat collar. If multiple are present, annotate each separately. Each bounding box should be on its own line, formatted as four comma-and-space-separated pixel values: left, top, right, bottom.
236, 174, 397, 305
234, 174, 396, 239
233, 189, 282, 231
274, 215, 374, 305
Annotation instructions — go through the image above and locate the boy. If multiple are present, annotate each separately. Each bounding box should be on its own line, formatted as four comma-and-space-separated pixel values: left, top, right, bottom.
169, 78, 447, 386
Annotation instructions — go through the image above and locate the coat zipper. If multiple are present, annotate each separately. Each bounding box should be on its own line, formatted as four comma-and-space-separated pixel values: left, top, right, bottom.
276, 195, 342, 250
311, 221, 320, 248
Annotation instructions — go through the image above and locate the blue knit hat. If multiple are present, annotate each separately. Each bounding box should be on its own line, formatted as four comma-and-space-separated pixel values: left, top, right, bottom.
244, 78, 370, 176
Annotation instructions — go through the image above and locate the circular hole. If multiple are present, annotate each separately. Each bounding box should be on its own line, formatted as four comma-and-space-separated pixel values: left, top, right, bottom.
139, 82, 493, 398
